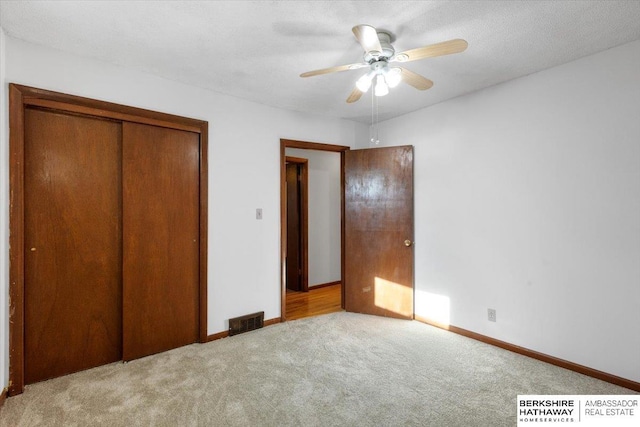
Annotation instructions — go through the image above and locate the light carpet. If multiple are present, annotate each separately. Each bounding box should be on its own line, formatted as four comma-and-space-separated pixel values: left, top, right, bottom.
0, 312, 635, 426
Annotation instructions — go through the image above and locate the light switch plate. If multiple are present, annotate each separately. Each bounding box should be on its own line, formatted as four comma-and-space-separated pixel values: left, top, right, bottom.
256, 208, 263, 220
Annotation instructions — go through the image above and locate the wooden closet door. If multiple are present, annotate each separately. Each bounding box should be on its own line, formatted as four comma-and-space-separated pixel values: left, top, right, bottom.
122, 122, 200, 361
24, 108, 122, 384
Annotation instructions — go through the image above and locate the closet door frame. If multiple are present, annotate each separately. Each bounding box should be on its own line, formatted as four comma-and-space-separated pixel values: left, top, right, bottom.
8, 84, 209, 395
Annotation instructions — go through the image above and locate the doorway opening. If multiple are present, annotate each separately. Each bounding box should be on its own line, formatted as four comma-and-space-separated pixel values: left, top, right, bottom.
280, 139, 349, 321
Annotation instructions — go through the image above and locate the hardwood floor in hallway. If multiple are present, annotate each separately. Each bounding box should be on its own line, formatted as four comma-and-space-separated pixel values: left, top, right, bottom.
286, 283, 343, 320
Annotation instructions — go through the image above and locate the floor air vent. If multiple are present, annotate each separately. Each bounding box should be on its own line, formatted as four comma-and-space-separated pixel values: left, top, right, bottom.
229, 311, 264, 336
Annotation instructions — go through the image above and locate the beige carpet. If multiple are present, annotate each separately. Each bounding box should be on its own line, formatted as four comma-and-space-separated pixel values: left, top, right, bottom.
0, 312, 635, 426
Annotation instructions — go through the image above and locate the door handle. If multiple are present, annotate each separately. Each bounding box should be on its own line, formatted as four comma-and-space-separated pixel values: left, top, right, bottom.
404, 240, 413, 247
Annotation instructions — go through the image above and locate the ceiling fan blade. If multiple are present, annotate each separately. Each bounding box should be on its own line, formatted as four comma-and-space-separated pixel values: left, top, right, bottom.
400, 68, 434, 90
392, 39, 468, 63
352, 24, 382, 54
346, 87, 364, 103
300, 62, 367, 78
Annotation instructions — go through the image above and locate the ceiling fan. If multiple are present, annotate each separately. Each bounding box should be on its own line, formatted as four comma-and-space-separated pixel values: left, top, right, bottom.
300, 24, 468, 103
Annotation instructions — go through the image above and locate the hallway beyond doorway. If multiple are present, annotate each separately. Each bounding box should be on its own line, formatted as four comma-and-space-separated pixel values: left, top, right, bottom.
286, 283, 342, 320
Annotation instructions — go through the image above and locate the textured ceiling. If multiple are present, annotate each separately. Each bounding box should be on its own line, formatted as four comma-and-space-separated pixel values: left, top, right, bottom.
1, 1, 640, 123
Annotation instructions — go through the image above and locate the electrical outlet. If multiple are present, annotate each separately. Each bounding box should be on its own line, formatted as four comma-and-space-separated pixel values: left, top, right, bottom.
256, 208, 263, 220
488, 308, 496, 322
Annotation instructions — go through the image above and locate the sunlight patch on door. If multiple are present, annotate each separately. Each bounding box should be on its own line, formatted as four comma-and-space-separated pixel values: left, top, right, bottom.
374, 277, 413, 317
415, 290, 450, 326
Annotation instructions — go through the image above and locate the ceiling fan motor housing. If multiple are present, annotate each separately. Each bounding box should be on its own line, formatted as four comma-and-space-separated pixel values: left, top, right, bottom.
364, 31, 395, 63
370, 60, 389, 72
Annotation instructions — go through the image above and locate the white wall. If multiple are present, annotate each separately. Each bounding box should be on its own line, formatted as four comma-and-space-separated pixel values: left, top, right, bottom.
363, 40, 640, 383
0, 26, 8, 393
3, 33, 637, 390
0, 36, 367, 390
285, 148, 341, 287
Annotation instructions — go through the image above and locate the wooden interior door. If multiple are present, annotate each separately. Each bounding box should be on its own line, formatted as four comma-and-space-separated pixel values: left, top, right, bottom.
286, 162, 302, 291
122, 122, 200, 361
24, 108, 122, 384
344, 145, 414, 319
285, 157, 309, 292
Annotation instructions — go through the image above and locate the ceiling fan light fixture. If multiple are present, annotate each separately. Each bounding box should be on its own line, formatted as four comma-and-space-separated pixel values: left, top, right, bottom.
356, 70, 375, 92
384, 67, 402, 88
299, 24, 466, 104
374, 74, 389, 97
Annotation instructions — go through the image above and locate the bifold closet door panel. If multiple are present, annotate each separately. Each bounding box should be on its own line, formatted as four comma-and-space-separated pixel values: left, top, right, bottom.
24, 108, 123, 384
122, 122, 200, 361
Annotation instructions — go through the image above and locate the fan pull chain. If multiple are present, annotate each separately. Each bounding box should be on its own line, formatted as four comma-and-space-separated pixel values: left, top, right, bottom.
369, 90, 380, 146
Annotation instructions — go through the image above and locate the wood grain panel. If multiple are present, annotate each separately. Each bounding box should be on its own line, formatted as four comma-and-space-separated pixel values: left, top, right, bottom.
285, 157, 309, 292
14, 84, 205, 133
8, 84, 26, 395
280, 139, 349, 153
286, 284, 342, 320
0, 387, 6, 409
122, 122, 200, 361
10, 83, 209, 395
286, 163, 302, 291
344, 146, 414, 319
24, 109, 122, 384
